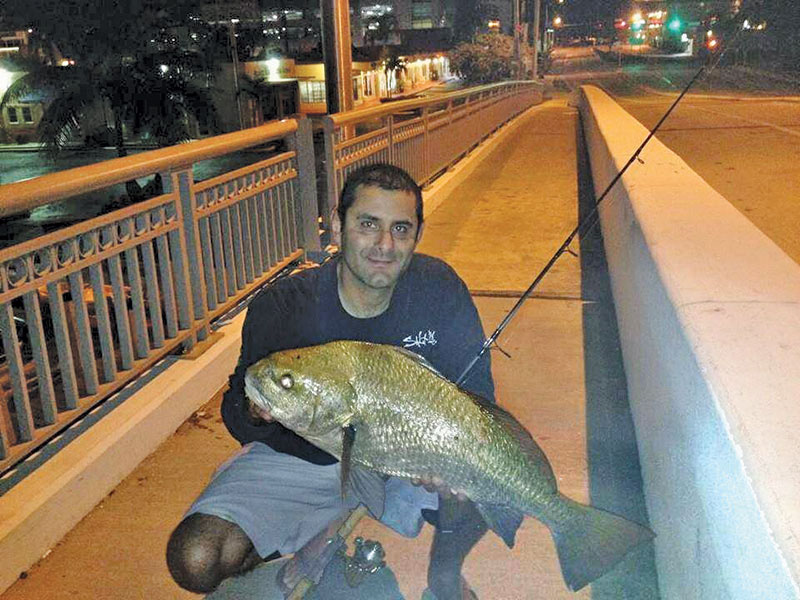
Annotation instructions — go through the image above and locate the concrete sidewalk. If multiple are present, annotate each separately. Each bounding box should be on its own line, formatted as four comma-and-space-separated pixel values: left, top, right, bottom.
0, 98, 659, 599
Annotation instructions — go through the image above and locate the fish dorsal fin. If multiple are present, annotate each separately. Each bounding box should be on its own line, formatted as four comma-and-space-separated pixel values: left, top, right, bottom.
470, 394, 556, 489
392, 346, 444, 377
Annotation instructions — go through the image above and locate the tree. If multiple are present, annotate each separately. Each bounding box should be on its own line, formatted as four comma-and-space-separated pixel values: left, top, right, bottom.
1, 52, 218, 197
453, 0, 490, 43
1, 0, 219, 199
449, 34, 520, 85
366, 12, 399, 46
381, 50, 407, 98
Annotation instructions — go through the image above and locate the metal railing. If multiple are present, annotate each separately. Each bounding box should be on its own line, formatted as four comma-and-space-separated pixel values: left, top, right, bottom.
0, 79, 543, 474
322, 80, 543, 225
0, 118, 319, 471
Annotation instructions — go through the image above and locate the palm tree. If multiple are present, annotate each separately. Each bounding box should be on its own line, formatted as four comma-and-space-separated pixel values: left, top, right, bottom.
382, 51, 407, 98
1, 53, 218, 200
0, 5, 219, 200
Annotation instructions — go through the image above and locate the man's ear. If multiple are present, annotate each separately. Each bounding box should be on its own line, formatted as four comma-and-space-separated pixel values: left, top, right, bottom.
414, 221, 425, 244
331, 209, 342, 247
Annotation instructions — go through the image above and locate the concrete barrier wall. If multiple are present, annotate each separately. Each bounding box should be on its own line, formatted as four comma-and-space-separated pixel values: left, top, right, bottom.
579, 84, 800, 599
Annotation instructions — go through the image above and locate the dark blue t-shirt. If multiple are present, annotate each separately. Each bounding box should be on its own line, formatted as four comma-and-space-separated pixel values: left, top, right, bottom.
221, 253, 494, 465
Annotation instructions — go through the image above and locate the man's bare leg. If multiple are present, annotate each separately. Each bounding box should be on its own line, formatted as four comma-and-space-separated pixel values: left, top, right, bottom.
166, 513, 279, 593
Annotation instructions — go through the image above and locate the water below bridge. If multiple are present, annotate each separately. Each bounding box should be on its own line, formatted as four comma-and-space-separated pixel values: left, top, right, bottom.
0, 147, 279, 248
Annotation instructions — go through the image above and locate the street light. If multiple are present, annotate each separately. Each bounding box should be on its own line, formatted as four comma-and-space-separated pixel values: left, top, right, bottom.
0, 68, 12, 97
667, 17, 682, 33
553, 15, 563, 27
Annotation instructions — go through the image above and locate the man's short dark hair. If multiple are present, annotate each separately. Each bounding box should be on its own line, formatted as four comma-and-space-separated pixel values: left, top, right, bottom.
338, 163, 424, 229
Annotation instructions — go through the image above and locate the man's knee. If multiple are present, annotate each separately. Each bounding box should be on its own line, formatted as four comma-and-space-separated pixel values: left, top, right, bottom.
166, 513, 258, 593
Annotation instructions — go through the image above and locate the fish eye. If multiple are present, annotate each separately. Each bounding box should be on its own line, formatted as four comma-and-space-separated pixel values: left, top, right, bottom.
279, 374, 293, 389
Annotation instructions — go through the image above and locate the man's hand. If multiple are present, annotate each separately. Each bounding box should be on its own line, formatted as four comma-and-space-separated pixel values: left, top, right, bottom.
410, 475, 468, 502
246, 397, 275, 424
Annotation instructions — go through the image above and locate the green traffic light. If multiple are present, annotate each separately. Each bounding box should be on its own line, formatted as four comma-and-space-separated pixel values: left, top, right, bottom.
667, 17, 682, 32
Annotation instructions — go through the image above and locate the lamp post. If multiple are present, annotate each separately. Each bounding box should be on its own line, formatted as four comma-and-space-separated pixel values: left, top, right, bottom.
228, 20, 244, 130
514, 0, 521, 78
532, 0, 541, 78
320, 0, 354, 114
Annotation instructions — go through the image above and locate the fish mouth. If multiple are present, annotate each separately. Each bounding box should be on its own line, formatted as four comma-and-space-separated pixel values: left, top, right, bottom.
244, 375, 273, 413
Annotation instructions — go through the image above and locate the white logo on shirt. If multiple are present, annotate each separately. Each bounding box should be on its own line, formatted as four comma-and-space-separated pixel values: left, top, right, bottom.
403, 330, 437, 348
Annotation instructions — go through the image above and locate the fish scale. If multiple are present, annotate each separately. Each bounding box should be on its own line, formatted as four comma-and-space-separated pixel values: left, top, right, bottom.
348, 346, 541, 507
245, 340, 655, 591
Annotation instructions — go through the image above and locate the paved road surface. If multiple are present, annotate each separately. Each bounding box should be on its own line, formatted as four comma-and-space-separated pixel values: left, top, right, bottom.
549, 46, 800, 266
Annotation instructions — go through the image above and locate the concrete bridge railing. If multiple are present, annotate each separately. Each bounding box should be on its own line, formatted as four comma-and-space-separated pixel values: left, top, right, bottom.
579, 84, 800, 599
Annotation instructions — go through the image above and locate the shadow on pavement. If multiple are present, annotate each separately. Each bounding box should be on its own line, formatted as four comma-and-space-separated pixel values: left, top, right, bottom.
576, 114, 661, 599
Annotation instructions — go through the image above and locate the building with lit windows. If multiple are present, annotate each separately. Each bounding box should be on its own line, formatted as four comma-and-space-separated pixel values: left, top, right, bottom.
224, 52, 451, 128
0, 30, 47, 143
482, 1, 514, 35
391, 0, 454, 30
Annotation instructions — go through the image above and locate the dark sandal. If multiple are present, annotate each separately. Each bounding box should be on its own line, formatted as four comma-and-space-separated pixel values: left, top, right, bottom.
421, 576, 478, 600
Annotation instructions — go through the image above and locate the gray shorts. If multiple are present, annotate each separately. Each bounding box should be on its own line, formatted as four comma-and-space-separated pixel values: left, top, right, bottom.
186, 442, 438, 558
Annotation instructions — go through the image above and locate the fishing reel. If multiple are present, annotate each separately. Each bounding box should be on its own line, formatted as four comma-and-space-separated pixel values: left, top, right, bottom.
341, 537, 386, 587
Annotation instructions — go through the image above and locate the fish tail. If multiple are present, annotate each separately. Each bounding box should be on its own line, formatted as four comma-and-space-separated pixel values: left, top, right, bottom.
548, 495, 654, 591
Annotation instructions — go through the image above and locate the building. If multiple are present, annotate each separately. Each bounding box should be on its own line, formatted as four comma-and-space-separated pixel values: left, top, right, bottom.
214, 52, 451, 130
199, 0, 262, 25
392, 0, 454, 30
0, 30, 47, 144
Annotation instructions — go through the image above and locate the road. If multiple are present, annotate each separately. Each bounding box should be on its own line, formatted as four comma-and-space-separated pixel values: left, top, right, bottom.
548, 46, 800, 266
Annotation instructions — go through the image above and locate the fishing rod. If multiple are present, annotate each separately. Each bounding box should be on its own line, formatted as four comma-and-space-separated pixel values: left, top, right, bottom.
285, 34, 747, 600
456, 38, 744, 386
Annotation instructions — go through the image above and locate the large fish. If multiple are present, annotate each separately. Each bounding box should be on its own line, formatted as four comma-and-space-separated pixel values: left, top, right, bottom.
244, 340, 654, 591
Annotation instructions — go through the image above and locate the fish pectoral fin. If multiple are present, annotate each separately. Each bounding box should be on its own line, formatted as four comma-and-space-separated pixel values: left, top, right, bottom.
347, 467, 386, 521
475, 503, 524, 549
340, 424, 356, 499
339, 424, 386, 519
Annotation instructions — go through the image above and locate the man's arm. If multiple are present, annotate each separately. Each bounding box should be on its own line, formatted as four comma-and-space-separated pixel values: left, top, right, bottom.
220, 282, 339, 464
220, 295, 278, 445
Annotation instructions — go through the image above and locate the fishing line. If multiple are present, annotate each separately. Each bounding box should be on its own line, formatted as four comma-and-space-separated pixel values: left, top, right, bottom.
457, 23, 749, 387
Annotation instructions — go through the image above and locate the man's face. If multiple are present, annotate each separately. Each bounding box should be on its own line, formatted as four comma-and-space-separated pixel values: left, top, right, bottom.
334, 184, 422, 292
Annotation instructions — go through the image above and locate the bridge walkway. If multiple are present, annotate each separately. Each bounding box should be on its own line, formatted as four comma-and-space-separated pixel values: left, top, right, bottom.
0, 97, 660, 600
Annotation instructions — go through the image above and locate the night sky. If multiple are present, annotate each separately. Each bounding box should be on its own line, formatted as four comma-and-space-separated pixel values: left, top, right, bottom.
2, 0, 631, 28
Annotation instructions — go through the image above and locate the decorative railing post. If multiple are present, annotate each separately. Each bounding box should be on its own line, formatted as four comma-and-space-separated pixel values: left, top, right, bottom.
0, 303, 34, 444
161, 171, 196, 337
323, 116, 338, 231
422, 106, 431, 182
386, 114, 395, 164
171, 168, 209, 345
288, 117, 322, 253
